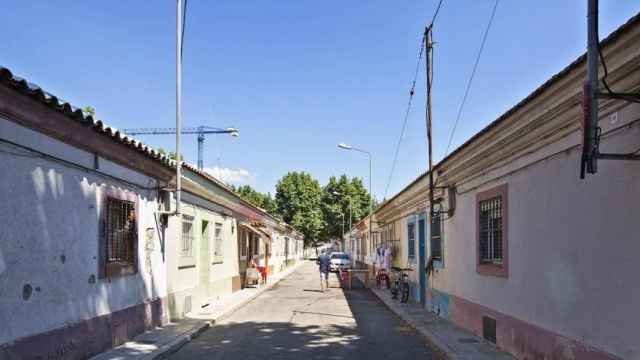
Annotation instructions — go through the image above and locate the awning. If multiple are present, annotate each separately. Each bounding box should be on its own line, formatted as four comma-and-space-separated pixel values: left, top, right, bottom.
239, 222, 272, 241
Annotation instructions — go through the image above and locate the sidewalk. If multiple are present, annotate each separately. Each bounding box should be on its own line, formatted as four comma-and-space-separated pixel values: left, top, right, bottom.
91, 261, 306, 360
366, 281, 514, 360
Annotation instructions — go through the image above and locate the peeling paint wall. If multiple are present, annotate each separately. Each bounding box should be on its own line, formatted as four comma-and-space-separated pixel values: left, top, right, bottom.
0, 117, 169, 348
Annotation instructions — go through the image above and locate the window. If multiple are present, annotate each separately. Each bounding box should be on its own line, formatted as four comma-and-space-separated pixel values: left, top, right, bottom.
213, 223, 223, 263
431, 204, 443, 260
476, 184, 508, 277
407, 221, 416, 259
103, 197, 137, 278
479, 198, 502, 263
181, 215, 194, 257
253, 235, 260, 256
241, 230, 248, 257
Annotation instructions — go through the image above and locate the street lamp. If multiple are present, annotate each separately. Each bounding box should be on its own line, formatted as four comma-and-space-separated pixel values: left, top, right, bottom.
333, 191, 352, 252
337, 143, 373, 265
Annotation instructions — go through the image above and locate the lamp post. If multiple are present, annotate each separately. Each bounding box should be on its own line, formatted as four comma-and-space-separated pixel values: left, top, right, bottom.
338, 143, 373, 266
333, 191, 352, 252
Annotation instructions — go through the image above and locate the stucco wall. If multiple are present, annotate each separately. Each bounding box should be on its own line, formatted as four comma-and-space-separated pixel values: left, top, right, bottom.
0, 117, 168, 345
431, 117, 640, 358
165, 191, 239, 319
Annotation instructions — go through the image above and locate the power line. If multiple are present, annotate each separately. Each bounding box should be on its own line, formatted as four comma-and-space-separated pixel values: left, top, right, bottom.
383, 40, 425, 199
383, 0, 446, 199
181, 0, 188, 59
444, 0, 500, 156
429, 0, 445, 29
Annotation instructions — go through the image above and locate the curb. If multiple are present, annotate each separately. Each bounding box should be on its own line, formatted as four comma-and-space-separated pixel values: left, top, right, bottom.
369, 287, 456, 360
150, 261, 305, 359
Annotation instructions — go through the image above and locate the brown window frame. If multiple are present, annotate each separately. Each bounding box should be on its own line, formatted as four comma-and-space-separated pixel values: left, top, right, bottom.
99, 187, 139, 279
476, 183, 508, 278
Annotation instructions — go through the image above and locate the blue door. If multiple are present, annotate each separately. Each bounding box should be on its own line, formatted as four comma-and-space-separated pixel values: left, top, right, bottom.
418, 213, 427, 306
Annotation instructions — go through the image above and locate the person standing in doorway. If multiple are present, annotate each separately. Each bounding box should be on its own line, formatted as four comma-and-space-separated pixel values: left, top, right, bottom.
317, 252, 330, 292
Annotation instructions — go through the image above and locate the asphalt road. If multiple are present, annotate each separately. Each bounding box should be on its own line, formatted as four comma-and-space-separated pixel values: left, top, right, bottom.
168, 261, 442, 360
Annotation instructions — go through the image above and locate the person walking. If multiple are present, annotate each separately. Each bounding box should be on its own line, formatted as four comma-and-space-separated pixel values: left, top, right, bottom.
317, 252, 330, 292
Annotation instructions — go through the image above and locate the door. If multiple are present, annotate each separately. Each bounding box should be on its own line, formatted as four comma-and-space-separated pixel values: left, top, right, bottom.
418, 213, 427, 306
199, 220, 211, 307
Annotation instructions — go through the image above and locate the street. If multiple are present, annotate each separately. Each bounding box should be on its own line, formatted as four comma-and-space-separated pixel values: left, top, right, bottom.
167, 262, 442, 360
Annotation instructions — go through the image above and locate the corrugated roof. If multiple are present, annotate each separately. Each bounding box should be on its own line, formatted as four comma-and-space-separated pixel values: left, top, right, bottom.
0, 66, 176, 168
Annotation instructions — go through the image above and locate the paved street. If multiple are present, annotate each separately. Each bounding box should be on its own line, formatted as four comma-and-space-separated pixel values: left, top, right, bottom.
168, 261, 442, 360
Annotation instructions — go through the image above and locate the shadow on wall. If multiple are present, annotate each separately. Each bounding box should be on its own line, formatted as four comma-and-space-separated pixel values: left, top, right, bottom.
0, 153, 168, 358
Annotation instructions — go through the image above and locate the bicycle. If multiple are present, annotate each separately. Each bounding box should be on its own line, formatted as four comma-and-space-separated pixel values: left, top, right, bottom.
389, 267, 412, 303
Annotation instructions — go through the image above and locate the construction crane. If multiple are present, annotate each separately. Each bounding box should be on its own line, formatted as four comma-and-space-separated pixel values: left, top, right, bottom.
122, 126, 239, 170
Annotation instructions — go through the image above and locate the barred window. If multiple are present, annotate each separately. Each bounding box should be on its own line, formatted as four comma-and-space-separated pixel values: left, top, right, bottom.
431, 204, 443, 260
106, 198, 136, 264
407, 222, 416, 259
241, 230, 248, 257
213, 223, 224, 262
181, 215, 194, 257
479, 196, 502, 264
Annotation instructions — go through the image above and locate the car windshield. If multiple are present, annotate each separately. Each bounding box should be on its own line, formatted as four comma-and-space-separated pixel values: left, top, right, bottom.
331, 254, 349, 260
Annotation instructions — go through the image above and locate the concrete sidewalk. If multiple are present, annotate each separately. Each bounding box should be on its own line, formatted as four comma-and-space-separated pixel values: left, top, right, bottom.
366, 281, 514, 360
91, 261, 306, 360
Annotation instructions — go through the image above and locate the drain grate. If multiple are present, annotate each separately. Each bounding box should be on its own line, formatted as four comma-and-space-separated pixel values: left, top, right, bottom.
458, 338, 480, 344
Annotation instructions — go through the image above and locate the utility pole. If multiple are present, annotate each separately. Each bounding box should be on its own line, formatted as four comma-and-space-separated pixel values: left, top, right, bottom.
175, 0, 183, 215
582, 0, 599, 177
423, 25, 435, 308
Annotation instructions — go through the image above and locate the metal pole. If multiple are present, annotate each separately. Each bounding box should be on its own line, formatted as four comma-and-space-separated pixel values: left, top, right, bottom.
368, 153, 372, 268
175, 0, 183, 215
584, 0, 599, 175
197, 132, 204, 170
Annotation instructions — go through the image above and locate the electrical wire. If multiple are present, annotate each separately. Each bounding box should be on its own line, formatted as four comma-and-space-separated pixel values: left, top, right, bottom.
383, 41, 424, 199
383, 0, 445, 200
594, 0, 640, 103
181, 0, 188, 60
444, 0, 500, 156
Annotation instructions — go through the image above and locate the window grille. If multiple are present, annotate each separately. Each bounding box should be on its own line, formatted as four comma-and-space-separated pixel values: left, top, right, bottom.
479, 196, 503, 264
407, 222, 416, 259
106, 197, 136, 264
181, 215, 194, 257
214, 223, 223, 262
431, 204, 443, 260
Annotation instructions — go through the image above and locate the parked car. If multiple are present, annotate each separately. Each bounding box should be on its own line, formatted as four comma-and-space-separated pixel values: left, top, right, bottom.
329, 252, 350, 272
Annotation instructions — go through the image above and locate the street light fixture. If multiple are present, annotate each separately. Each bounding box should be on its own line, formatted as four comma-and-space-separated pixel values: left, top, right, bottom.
337, 143, 373, 265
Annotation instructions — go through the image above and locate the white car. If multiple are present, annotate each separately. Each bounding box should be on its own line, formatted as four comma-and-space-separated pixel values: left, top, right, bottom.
329, 252, 351, 272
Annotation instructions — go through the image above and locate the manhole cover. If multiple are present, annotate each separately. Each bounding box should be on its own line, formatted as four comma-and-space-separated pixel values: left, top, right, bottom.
458, 338, 479, 344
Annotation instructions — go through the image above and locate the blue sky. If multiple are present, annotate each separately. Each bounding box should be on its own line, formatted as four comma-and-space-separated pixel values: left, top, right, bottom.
2, 1, 639, 199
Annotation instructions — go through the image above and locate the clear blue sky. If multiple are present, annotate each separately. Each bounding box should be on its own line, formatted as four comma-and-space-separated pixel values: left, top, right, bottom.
2, 1, 639, 199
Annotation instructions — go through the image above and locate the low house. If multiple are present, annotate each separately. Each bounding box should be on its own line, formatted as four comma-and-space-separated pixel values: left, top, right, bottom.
372, 13, 640, 360
0, 65, 306, 359
0, 67, 175, 359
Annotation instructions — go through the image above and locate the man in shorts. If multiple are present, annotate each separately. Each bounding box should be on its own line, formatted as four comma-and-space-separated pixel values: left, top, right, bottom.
317, 252, 330, 292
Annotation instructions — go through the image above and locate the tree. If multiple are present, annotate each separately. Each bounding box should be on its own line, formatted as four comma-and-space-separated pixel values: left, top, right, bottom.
82, 106, 96, 117
275, 172, 325, 247
233, 185, 279, 217
321, 175, 373, 242
157, 148, 184, 161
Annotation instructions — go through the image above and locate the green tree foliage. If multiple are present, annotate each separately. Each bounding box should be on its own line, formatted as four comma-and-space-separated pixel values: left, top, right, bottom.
321, 175, 373, 242
275, 172, 325, 246
234, 185, 278, 215
157, 148, 184, 161
82, 106, 96, 117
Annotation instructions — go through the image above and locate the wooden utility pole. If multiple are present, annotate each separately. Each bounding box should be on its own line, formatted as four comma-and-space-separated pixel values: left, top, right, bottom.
422, 26, 435, 308
425, 26, 435, 240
